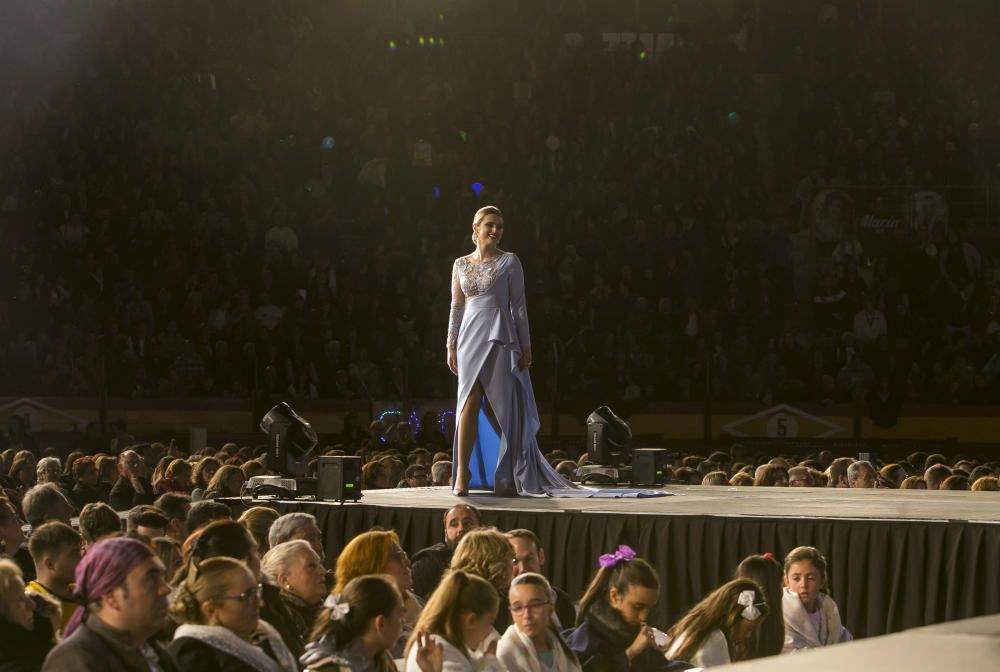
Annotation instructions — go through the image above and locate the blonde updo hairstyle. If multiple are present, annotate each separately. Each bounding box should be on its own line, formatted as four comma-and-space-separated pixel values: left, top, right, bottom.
471, 206, 503, 246
170, 556, 251, 625
449, 526, 515, 595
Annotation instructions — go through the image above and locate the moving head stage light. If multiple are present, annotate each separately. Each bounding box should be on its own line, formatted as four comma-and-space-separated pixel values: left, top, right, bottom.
578, 406, 634, 485
249, 402, 319, 499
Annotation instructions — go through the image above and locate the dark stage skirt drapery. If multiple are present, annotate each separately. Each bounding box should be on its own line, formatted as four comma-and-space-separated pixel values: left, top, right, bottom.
255, 499, 1000, 639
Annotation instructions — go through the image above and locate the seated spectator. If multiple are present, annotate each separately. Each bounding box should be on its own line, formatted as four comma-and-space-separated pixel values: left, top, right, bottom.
260, 541, 327, 659
753, 466, 788, 487
787, 467, 816, 488
431, 461, 452, 487
169, 557, 297, 672
108, 450, 154, 511
43, 537, 173, 672
924, 464, 953, 491
729, 473, 754, 487
35, 458, 64, 489
673, 467, 701, 485
268, 513, 324, 560
332, 529, 422, 657
186, 500, 234, 534
555, 461, 577, 481
238, 506, 281, 554
191, 457, 222, 502
734, 555, 784, 658
701, 472, 729, 486
203, 465, 245, 500
95, 457, 117, 497
879, 464, 907, 488
176, 520, 261, 586
449, 528, 516, 634
810, 469, 829, 487
22, 484, 74, 528
404, 464, 431, 488
70, 457, 104, 508
158, 460, 193, 495
781, 546, 852, 652
302, 575, 403, 672
8, 452, 36, 491
0, 495, 26, 559
26, 522, 82, 635
151, 537, 183, 584
507, 529, 576, 630
941, 475, 971, 491
899, 476, 927, 490
497, 572, 582, 672
362, 461, 391, 489
846, 461, 877, 488
154, 493, 191, 543
77, 502, 122, 551
403, 571, 503, 672
411, 504, 480, 599
665, 578, 769, 667
826, 458, 854, 488
972, 476, 1000, 491
241, 460, 267, 482
0, 558, 55, 671
126, 506, 170, 540
564, 546, 689, 672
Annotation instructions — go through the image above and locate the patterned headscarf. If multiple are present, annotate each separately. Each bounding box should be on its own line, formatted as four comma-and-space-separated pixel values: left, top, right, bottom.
63, 537, 155, 637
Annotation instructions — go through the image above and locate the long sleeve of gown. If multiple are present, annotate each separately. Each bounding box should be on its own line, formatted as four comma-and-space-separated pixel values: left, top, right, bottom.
508, 255, 531, 349
447, 261, 465, 349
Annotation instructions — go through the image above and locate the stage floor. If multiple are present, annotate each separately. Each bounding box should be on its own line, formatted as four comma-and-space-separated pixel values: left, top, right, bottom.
356, 484, 1000, 524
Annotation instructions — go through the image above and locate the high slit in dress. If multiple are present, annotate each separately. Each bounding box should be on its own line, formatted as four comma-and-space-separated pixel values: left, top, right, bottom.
448, 252, 574, 496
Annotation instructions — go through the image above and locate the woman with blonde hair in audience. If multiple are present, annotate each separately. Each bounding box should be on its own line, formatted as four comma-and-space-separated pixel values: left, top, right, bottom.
971, 476, 1000, 491
497, 572, 581, 672
729, 473, 754, 487
449, 528, 516, 633
665, 578, 769, 667
239, 506, 281, 554
169, 556, 298, 672
332, 529, 423, 657
403, 570, 504, 672
0, 558, 56, 670
260, 540, 327, 659
302, 575, 405, 672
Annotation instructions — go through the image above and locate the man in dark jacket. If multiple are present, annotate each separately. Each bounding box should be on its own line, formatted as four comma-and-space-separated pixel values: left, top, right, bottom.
42, 537, 176, 672
410, 503, 480, 598
108, 450, 155, 511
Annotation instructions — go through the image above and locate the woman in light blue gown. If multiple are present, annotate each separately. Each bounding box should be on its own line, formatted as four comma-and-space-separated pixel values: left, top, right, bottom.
446, 206, 576, 497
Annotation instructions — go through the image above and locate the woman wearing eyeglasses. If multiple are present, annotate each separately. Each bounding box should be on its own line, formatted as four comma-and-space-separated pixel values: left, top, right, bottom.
497, 573, 581, 672
326, 529, 424, 658
169, 556, 299, 672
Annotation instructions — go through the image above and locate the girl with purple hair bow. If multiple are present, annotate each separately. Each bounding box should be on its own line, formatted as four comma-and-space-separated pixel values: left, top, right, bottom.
562, 546, 693, 672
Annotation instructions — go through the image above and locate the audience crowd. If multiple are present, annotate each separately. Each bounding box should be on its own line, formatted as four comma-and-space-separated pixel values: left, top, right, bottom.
0, 424, 996, 670
1, 1, 999, 413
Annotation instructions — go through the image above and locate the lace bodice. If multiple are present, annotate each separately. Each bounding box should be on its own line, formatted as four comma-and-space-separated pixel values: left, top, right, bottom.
447, 252, 530, 349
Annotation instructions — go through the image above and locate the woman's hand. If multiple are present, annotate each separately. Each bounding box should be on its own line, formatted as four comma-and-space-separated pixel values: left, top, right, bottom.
447, 347, 458, 376
414, 632, 443, 672
518, 345, 532, 371
625, 624, 654, 661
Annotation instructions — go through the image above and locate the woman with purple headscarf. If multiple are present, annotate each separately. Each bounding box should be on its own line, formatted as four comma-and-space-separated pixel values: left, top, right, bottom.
42, 537, 177, 672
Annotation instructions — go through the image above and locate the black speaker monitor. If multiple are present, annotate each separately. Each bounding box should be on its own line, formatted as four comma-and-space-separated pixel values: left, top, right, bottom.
260, 402, 318, 478
587, 405, 632, 466
633, 448, 670, 486
317, 456, 363, 502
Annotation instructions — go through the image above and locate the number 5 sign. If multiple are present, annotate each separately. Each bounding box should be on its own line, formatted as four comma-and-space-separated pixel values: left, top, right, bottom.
722, 404, 843, 439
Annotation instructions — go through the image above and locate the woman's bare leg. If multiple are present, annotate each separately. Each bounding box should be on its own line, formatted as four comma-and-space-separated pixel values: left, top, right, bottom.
455, 381, 484, 492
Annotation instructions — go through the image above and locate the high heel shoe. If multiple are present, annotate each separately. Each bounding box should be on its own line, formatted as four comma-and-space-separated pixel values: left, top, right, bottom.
452, 487, 469, 497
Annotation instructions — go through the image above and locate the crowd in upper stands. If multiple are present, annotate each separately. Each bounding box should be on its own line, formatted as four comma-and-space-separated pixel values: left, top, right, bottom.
1, 1, 1000, 412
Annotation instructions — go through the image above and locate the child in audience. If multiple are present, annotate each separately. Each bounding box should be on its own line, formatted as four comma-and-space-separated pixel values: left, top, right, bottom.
497, 572, 581, 672
781, 546, 852, 652
403, 570, 504, 672
563, 545, 691, 671
733, 554, 784, 658
301, 574, 403, 672
665, 578, 769, 667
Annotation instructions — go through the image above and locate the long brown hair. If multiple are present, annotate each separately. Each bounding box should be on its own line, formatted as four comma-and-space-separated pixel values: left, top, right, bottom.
309, 574, 400, 672
404, 570, 498, 659
734, 555, 784, 658
667, 578, 769, 663
576, 555, 659, 627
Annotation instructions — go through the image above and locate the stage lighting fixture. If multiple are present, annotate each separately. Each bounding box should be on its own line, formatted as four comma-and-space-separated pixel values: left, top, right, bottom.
260, 402, 318, 479
586, 405, 632, 466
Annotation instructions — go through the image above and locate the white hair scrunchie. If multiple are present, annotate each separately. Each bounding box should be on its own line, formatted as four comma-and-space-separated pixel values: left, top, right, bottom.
737, 590, 762, 621
323, 594, 351, 622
